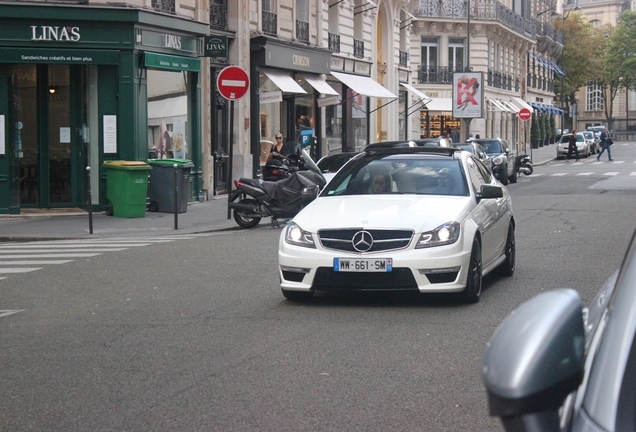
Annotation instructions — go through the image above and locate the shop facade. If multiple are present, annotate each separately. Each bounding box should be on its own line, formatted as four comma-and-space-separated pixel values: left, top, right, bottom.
0, 4, 207, 214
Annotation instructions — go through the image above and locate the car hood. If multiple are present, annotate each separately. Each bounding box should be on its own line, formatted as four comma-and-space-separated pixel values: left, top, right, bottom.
294, 195, 473, 232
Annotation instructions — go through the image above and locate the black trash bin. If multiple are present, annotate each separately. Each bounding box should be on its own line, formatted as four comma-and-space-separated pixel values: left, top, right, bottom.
146, 159, 194, 213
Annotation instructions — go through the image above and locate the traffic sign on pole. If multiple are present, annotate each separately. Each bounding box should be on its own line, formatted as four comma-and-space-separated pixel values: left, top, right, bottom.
518, 107, 532, 121
217, 66, 249, 101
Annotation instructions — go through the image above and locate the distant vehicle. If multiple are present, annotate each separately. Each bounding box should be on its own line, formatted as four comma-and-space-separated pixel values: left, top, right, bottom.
483, 229, 636, 432
557, 133, 590, 159
454, 142, 489, 164
471, 138, 517, 185
587, 125, 606, 139
582, 131, 600, 154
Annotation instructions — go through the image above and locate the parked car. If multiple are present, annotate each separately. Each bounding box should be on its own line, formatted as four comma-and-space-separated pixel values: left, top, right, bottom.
483, 229, 636, 432
278, 146, 516, 304
582, 130, 600, 154
471, 138, 517, 185
454, 142, 490, 164
316, 152, 360, 184
587, 125, 606, 140
557, 133, 590, 159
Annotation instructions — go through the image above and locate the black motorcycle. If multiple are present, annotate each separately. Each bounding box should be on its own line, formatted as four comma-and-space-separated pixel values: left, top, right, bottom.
260, 154, 302, 181
229, 150, 326, 228
515, 154, 533, 176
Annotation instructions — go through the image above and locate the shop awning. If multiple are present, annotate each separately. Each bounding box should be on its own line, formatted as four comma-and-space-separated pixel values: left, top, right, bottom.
262, 69, 306, 94
512, 97, 534, 112
502, 100, 520, 113
423, 98, 453, 112
400, 83, 431, 103
301, 74, 339, 96
549, 60, 565, 76
486, 98, 511, 112
331, 71, 397, 99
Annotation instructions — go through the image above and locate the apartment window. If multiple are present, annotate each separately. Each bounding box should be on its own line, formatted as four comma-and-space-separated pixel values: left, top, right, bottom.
590, 19, 601, 27
586, 81, 603, 112
421, 37, 438, 70
448, 38, 464, 72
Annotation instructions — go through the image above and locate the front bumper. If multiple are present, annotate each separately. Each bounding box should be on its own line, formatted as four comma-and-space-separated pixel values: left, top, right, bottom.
279, 235, 472, 293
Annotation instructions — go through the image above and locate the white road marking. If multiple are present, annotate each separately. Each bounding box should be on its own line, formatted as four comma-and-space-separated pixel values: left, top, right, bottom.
0, 260, 73, 265
603, 172, 619, 176
630, 172, 636, 176
0, 253, 101, 258
577, 172, 594, 176
0, 244, 146, 249
0, 248, 128, 253
552, 173, 567, 176
0, 268, 42, 273
0, 310, 24, 318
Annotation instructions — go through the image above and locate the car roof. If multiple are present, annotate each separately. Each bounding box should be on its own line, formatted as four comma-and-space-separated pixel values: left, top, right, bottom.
363, 146, 463, 158
365, 141, 416, 150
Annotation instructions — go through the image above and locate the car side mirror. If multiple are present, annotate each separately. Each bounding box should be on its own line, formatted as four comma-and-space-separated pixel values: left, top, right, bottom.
479, 184, 503, 199
483, 289, 585, 431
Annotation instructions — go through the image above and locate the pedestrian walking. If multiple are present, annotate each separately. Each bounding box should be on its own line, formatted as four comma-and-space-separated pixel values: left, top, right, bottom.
597, 127, 613, 161
565, 130, 580, 162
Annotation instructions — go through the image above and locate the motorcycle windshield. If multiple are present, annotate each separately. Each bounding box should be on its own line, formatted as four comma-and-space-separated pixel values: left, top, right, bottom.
302, 150, 327, 187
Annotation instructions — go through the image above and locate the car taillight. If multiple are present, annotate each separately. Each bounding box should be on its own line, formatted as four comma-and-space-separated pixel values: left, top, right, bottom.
272, 169, 285, 175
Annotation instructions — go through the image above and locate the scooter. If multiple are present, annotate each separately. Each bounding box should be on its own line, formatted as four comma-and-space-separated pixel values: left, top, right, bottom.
260, 153, 302, 181
229, 150, 326, 228
515, 154, 533, 176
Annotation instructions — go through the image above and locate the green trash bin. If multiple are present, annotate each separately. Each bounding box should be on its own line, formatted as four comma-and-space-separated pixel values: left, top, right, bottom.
146, 158, 193, 213
103, 161, 151, 218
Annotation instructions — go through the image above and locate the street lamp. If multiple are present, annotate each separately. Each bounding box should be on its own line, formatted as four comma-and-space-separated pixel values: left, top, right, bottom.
558, 3, 581, 131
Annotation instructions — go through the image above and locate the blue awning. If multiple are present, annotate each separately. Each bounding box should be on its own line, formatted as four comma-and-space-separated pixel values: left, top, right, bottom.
550, 60, 565, 76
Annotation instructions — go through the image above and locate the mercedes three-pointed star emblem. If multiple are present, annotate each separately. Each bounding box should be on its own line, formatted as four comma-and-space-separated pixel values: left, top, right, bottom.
352, 230, 374, 252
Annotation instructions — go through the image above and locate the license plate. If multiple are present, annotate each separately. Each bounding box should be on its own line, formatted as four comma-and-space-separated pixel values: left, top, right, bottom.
334, 258, 392, 272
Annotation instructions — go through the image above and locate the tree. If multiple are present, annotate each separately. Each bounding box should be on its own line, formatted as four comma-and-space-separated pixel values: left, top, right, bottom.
549, 114, 556, 142
605, 11, 636, 131
591, 24, 618, 126
555, 14, 596, 113
530, 114, 539, 148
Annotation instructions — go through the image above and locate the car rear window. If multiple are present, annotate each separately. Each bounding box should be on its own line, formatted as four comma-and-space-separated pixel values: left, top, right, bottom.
478, 140, 502, 154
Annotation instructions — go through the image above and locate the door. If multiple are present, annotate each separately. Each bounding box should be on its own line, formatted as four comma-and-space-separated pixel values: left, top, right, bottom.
8, 64, 86, 208
212, 67, 229, 195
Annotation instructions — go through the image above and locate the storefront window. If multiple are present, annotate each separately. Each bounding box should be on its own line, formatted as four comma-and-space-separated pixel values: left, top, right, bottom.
325, 80, 343, 155
147, 69, 191, 160
420, 111, 459, 138
398, 90, 406, 140
351, 91, 368, 150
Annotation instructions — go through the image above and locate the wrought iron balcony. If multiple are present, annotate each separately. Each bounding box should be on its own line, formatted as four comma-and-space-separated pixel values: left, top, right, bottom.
152, 0, 175, 14
417, 66, 460, 84
296, 20, 309, 43
413, 0, 536, 39
527, 73, 554, 92
329, 32, 340, 53
354, 39, 364, 58
487, 69, 518, 91
210, 2, 228, 29
263, 11, 277, 36
399, 50, 409, 67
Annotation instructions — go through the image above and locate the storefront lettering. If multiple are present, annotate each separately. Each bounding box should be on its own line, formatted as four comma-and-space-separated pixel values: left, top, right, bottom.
162, 34, 182, 50
20, 55, 93, 62
292, 55, 310, 68
31, 26, 81, 42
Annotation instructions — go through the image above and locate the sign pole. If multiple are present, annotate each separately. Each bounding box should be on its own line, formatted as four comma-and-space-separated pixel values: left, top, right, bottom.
227, 100, 234, 219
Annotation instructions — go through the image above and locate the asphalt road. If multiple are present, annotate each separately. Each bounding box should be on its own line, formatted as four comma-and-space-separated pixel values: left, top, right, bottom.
1, 144, 636, 431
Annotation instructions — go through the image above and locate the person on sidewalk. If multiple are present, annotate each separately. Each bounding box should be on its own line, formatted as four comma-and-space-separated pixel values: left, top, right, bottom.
597, 127, 613, 161
565, 130, 580, 162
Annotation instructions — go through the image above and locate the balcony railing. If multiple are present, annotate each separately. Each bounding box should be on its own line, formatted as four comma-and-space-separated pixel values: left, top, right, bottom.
152, 0, 175, 14
413, 0, 536, 39
399, 50, 409, 67
296, 20, 309, 43
537, 21, 563, 45
487, 69, 520, 91
527, 73, 554, 92
262, 11, 277, 36
210, 2, 228, 29
329, 32, 340, 53
417, 66, 461, 84
353, 39, 364, 58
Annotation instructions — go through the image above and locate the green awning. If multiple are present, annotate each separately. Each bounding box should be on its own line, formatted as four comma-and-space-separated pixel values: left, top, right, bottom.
144, 52, 200, 72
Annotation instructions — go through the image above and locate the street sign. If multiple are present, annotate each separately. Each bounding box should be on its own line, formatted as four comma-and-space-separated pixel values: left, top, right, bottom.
518, 107, 532, 121
217, 66, 249, 101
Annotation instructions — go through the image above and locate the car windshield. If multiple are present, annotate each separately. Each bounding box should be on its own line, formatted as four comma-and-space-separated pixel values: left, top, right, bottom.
477, 140, 502, 154
321, 155, 468, 197
456, 145, 476, 154
317, 153, 357, 173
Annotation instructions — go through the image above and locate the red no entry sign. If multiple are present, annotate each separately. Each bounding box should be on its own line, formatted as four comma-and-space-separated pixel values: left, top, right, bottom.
518, 107, 532, 121
217, 66, 249, 101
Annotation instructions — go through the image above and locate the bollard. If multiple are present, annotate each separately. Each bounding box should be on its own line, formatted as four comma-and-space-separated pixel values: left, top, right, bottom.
173, 163, 178, 230
86, 166, 93, 234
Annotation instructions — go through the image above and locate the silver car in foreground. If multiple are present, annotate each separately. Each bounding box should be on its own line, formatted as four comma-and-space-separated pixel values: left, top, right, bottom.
483, 230, 636, 431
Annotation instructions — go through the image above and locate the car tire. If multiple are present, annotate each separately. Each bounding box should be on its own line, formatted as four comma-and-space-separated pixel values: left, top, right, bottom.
509, 168, 518, 184
459, 238, 482, 304
500, 168, 509, 185
499, 222, 515, 276
281, 289, 314, 301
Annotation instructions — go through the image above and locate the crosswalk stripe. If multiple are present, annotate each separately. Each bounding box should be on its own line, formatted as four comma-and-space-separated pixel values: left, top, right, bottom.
552, 173, 567, 176
0, 253, 101, 258
0, 260, 73, 265
0, 248, 128, 253
0, 244, 151, 249
0, 268, 42, 273
604, 172, 619, 176
577, 172, 593, 176
630, 172, 636, 176
613, 161, 625, 164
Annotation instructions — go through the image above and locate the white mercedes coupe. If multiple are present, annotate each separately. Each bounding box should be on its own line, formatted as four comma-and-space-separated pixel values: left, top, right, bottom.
278, 147, 515, 303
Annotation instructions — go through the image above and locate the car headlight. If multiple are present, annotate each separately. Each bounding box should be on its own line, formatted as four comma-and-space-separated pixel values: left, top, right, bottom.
415, 222, 460, 249
491, 155, 505, 166
284, 222, 315, 248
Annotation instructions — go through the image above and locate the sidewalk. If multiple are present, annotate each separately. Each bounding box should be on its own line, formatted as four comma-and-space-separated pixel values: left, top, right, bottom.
0, 144, 561, 242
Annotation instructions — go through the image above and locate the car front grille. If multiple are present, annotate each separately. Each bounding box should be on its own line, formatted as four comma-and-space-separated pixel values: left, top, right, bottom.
318, 229, 413, 252
312, 267, 418, 290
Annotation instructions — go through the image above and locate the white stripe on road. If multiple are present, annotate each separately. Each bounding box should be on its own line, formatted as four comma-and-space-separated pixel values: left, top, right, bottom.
577, 172, 594, 176
552, 173, 567, 176
0, 268, 42, 273
630, 172, 636, 176
0, 248, 127, 253
603, 172, 619, 176
0, 244, 147, 249
0, 260, 73, 265
0, 253, 101, 258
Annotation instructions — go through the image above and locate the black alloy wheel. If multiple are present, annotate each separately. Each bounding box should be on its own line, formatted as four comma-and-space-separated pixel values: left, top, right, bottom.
498, 222, 515, 276
459, 238, 482, 304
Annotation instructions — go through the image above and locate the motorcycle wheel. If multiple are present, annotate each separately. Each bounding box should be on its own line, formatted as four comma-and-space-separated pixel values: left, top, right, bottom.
233, 198, 262, 228
522, 165, 533, 176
